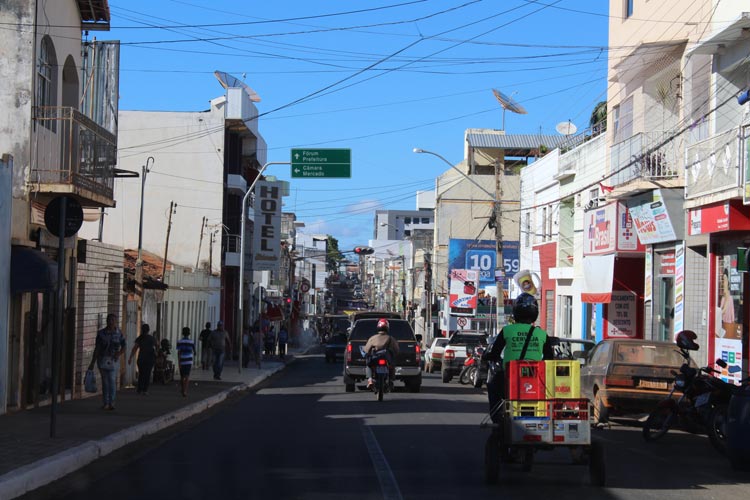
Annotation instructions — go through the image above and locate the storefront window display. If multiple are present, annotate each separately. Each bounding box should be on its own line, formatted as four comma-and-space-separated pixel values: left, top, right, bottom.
715, 253, 744, 384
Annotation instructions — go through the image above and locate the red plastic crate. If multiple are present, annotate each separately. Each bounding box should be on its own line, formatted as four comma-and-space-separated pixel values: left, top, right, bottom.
506, 360, 547, 400
551, 398, 589, 420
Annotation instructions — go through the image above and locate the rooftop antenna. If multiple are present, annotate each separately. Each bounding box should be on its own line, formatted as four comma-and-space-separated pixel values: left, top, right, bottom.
555, 120, 578, 135
492, 88, 527, 131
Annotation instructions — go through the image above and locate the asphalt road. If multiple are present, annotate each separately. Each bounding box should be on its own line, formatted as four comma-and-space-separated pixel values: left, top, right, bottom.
22, 352, 750, 500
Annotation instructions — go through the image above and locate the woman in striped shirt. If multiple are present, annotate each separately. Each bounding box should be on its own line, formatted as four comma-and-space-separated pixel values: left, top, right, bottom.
176, 327, 196, 397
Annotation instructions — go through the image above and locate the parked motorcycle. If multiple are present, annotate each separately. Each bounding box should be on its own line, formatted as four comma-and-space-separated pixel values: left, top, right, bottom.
367, 348, 392, 402
642, 331, 736, 454
154, 338, 175, 384
460, 346, 485, 385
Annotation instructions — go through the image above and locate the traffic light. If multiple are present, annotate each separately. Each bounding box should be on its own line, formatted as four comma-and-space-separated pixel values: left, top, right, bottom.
353, 246, 374, 255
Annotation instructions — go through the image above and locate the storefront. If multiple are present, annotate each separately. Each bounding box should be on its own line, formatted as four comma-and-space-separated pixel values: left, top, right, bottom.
688, 200, 750, 381
581, 201, 644, 341
626, 189, 686, 343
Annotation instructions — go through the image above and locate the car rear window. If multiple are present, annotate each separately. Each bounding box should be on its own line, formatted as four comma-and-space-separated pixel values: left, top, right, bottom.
350, 319, 415, 341
436, 339, 449, 347
332, 319, 350, 332
329, 334, 348, 344
614, 343, 683, 366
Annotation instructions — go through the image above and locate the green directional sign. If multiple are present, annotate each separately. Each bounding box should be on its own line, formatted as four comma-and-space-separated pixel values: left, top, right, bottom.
291, 148, 351, 178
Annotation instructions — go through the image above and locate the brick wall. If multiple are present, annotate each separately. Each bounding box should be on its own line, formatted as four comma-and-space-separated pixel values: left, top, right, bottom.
75, 241, 124, 397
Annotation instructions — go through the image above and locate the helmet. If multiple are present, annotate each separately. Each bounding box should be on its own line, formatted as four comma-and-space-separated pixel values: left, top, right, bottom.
676, 330, 699, 351
513, 293, 539, 324
376, 318, 389, 333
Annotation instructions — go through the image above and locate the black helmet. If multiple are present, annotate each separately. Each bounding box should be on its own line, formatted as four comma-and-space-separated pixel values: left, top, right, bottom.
513, 293, 539, 323
676, 330, 699, 351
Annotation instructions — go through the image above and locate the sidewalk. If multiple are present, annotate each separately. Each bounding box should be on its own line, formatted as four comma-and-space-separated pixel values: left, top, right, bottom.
0, 342, 315, 500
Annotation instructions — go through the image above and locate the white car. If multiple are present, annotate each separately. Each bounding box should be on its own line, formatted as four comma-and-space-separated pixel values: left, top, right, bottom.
424, 337, 450, 373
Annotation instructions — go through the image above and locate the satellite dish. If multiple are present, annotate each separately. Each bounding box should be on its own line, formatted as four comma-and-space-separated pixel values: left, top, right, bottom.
492, 88, 527, 130
492, 88, 527, 115
555, 121, 578, 135
214, 70, 261, 102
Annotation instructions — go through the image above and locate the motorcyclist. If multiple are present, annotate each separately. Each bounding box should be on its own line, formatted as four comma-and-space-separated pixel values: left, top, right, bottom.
364, 318, 400, 389
482, 293, 554, 423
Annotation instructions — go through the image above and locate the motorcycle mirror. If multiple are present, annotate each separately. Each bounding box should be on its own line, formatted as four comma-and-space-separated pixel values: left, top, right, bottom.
716, 359, 728, 369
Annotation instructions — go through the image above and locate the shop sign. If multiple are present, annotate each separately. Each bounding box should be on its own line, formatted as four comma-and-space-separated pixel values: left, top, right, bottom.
584, 202, 643, 256
659, 250, 676, 275
449, 269, 478, 316
673, 243, 685, 337
605, 291, 638, 338
715, 338, 744, 385
252, 181, 283, 272
689, 201, 750, 235
644, 248, 653, 303
626, 189, 677, 244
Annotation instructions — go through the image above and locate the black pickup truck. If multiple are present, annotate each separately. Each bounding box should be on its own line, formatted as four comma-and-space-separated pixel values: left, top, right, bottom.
342, 318, 422, 393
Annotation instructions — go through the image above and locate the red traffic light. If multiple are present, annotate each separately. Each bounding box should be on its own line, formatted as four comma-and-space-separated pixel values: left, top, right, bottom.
285, 297, 292, 304
354, 246, 374, 255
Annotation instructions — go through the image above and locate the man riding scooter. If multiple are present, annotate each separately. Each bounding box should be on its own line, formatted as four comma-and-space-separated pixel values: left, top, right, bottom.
482, 293, 554, 423
364, 318, 400, 389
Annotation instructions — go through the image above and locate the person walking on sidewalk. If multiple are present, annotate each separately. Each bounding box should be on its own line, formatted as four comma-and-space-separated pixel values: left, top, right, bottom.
242, 327, 251, 368
277, 324, 289, 360
209, 320, 231, 380
251, 325, 262, 368
176, 327, 196, 397
128, 323, 157, 395
199, 322, 212, 370
88, 313, 126, 410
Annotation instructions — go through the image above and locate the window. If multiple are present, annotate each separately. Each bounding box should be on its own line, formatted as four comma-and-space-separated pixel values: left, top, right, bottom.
404, 230, 411, 237
37, 37, 56, 108
547, 205, 553, 240
421, 218, 430, 224
541, 207, 548, 241
612, 104, 620, 140
405, 217, 412, 224
625, 0, 633, 18
524, 212, 531, 247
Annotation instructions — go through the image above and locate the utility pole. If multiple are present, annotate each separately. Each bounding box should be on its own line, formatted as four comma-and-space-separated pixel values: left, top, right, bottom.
195, 216, 206, 270
136, 156, 154, 350
161, 201, 177, 283
494, 159, 506, 335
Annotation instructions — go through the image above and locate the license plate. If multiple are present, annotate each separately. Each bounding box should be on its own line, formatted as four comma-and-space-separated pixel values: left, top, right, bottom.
694, 392, 711, 407
376, 366, 388, 374
638, 379, 667, 390
395, 367, 402, 374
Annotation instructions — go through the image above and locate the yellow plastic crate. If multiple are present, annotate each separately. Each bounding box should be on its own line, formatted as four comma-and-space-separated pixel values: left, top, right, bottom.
544, 360, 581, 399
508, 400, 549, 419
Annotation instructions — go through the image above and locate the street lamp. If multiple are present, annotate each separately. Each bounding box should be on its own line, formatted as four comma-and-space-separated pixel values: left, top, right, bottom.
413, 147, 506, 335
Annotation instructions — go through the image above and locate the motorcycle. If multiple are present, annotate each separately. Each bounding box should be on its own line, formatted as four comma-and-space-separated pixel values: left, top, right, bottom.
460, 346, 485, 386
642, 346, 736, 454
153, 338, 175, 384
368, 348, 392, 402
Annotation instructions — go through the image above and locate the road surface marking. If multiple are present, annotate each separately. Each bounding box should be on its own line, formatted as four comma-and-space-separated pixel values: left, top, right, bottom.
362, 426, 404, 500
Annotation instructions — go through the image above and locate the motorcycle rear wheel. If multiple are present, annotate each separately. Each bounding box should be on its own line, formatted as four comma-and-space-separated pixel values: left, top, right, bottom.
460, 366, 475, 385
642, 405, 677, 441
708, 405, 729, 456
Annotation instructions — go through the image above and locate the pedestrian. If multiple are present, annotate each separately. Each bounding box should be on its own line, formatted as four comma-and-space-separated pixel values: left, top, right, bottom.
128, 323, 157, 395
176, 327, 196, 397
242, 327, 251, 368
87, 313, 126, 411
251, 325, 263, 368
264, 325, 276, 358
277, 324, 289, 360
199, 322, 212, 370
209, 320, 231, 380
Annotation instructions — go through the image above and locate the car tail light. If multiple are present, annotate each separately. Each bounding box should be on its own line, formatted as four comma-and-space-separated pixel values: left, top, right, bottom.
346, 343, 352, 362
415, 344, 420, 357
444, 349, 455, 360
377, 358, 387, 366
604, 376, 634, 387
434, 352, 443, 359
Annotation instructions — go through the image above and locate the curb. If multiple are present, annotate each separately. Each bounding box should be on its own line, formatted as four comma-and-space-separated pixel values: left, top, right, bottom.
0, 355, 301, 500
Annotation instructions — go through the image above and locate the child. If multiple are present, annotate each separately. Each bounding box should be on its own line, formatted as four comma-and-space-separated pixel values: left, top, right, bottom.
176, 327, 196, 397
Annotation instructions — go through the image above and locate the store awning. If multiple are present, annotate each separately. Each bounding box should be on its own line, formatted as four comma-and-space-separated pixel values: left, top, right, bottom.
582, 254, 615, 303
10, 246, 58, 294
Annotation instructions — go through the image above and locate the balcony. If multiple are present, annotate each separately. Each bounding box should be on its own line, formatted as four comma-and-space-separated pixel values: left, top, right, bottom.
609, 131, 683, 195
685, 127, 742, 200
223, 234, 241, 267
31, 106, 116, 207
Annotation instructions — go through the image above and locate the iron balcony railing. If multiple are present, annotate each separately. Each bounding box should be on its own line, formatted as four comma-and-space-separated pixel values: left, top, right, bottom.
685, 126, 741, 199
31, 106, 116, 202
609, 131, 683, 187
223, 234, 241, 254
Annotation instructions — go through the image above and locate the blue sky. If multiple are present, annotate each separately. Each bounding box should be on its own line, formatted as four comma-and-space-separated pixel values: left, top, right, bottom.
107, 0, 609, 250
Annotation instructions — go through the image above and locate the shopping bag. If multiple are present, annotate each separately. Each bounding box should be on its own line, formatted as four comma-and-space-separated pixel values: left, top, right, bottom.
84, 369, 97, 393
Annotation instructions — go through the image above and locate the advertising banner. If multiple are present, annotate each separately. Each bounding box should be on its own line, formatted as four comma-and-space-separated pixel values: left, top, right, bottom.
644, 248, 653, 303
673, 243, 685, 337
605, 291, 638, 338
714, 338, 744, 385
583, 202, 643, 255
448, 238, 518, 290
626, 189, 677, 244
449, 269, 479, 316
253, 181, 283, 272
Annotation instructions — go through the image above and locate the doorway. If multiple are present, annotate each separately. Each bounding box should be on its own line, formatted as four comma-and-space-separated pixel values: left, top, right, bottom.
658, 277, 674, 341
